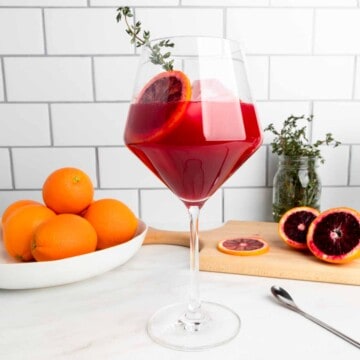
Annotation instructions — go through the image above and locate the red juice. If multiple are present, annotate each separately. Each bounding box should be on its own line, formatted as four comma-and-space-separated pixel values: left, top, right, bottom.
125, 100, 262, 207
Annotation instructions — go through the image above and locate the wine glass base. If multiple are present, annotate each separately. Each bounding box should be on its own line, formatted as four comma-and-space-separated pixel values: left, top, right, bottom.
147, 301, 241, 351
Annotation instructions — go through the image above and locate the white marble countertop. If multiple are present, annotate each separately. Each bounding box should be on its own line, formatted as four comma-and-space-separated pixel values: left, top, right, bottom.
0, 243, 359, 360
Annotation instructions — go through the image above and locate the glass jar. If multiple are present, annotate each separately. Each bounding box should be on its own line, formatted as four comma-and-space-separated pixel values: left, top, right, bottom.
272, 156, 321, 222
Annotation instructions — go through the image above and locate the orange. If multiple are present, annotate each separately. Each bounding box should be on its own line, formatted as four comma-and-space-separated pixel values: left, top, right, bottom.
278, 206, 320, 250
306, 207, 360, 264
128, 70, 192, 142
1, 199, 42, 225
42, 167, 94, 214
83, 198, 138, 250
32, 214, 97, 261
2, 204, 56, 261
217, 237, 269, 256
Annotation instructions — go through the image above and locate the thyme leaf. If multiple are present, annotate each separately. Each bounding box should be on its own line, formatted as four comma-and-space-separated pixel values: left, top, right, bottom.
116, 7, 174, 71
264, 115, 341, 163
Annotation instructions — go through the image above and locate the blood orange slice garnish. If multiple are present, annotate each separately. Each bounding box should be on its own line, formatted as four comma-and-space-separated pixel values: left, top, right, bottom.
217, 237, 269, 256
133, 70, 192, 142
306, 207, 360, 264
278, 206, 320, 250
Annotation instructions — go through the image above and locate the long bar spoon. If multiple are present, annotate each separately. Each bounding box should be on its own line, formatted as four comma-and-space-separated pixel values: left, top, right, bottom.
270, 285, 360, 349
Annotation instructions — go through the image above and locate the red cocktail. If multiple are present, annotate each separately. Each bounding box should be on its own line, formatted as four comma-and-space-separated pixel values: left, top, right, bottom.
125, 100, 262, 207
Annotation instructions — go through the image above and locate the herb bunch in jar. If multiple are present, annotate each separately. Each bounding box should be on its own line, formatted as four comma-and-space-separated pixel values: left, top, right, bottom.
265, 115, 340, 222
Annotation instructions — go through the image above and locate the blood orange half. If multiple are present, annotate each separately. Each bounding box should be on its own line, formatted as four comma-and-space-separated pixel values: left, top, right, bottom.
132, 70, 192, 142
278, 206, 320, 250
306, 207, 360, 264
217, 237, 269, 256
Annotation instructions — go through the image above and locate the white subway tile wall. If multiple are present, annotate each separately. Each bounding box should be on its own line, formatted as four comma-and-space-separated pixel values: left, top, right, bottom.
12, 147, 97, 189
51, 103, 128, 146
0, 9, 44, 54
5, 57, 93, 101
227, 9, 313, 54
0, 149, 11, 189
270, 56, 354, 100
246, 56, 269, 100
312, 102, 360, 144
314, 9, 360, 54
98, 147, 165, 189
0, 2, 359, 227
45, 9, 133, 55
94, 57, 138, 101
0, 104, 50, 146
141, 189, 223, 230
256, 101, 311, 144
350, 145, 360, 185
135, 8, 223, 38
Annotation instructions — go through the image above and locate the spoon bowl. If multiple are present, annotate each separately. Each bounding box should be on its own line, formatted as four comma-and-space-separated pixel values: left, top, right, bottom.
271, 285, 297, 309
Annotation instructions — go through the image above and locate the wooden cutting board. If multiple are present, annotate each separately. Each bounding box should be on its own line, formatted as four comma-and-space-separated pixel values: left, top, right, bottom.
144, 221, 360, 286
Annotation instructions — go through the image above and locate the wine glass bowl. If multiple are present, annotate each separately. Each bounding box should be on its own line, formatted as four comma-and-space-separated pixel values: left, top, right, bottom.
124, 36, 262, 351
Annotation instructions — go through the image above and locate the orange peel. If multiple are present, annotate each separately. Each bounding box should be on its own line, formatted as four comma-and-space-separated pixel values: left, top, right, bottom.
217, 237, 269, 256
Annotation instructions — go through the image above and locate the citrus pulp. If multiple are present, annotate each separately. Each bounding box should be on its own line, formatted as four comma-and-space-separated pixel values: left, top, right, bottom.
217, 237, 269, 256
278, 206, 320, 250
306, 207, 360, 264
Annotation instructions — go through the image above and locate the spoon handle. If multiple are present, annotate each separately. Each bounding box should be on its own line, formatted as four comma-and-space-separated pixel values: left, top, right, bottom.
296, 308, 360, 349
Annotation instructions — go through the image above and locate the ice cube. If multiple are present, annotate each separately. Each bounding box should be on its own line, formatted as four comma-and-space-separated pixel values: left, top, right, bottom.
190, 79, 245, 140
191, 79, 237, 102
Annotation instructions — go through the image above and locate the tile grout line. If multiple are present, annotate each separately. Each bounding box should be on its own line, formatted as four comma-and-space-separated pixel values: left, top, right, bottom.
0, 54, 139, 57
47, 103, 54, 146
2, 100, 131, 104
309, 101, 314, 143
1, 184, 357, 192
2, 142, 352, 149
0, 5, 358, 9
3, 99, 360, 105
0, 57, 8, 102
95, 147, 101, 190
91, 56, 97, 102
348, 145, 352, 186
2, 53, 360, 58
8, 148, 15, 190
351, 56, 358, 99
41, 8, 48, 55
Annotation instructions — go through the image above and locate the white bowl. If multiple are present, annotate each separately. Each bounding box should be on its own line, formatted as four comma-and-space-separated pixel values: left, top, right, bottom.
0, 220, 148, 290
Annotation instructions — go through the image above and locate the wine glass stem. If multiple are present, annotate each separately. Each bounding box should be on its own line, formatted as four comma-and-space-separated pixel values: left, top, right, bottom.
188, 205, 201, 314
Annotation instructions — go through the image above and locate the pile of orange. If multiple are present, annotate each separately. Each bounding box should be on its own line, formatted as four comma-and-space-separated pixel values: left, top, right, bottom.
1, 167, 138, 262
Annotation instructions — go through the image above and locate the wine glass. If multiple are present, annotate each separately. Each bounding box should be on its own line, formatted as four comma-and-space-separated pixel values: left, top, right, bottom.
124, 36, 262, 351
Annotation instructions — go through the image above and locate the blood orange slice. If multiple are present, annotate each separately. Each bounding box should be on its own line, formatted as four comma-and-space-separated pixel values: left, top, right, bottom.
134, 70, 192, 142
217, 237, 269, 256
306, 207, 360, 264
278, 206, 320, 250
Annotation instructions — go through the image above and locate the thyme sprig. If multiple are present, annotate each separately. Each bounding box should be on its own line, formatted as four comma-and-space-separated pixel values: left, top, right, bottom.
264, 115, 341, 163
116, 7, 174, 71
